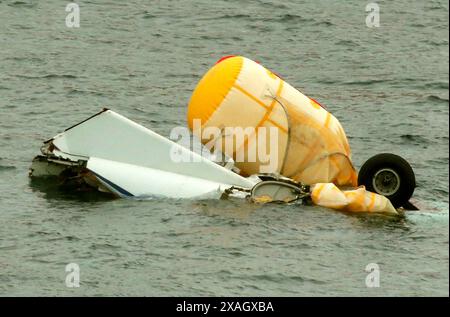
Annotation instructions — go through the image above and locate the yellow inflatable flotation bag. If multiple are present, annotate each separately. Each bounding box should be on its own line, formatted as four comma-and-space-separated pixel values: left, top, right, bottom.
311, 183, 397, 214
188, 55, 357, 186
187, 56, 396, 214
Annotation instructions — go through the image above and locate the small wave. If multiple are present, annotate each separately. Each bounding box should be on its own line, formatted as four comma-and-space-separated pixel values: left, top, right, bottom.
67, 88, 104, 96
280, 14, 311, 22
0, 165, 16, 171
410, 23, 426, 28
7, 1, 36, 8
426, 157, 449, 165
10, 24, 33, 30
400, 134, 433, 145
200, 34, 218, 40
193, 14, 251, 22
89, 242, 121, 250
257, 0, 289, 10
5, 56, 44, 63
166, 72, 198, 78
335, 39, 360, 47
217, 14, 252, 20
142, 11, 157, 19
343, 79, 391, 86
423, 39, 449, 46
316, 79, 337, 85
425, 3, 448, 10
407, 209, 449, 224
43, 74, 78, 79
434, 188, 450, 198
248, 273, 326, 285
426, 95, 449, 103
16, 74, 78, 80
314, 20, 334, 27
268, 14, 314, 23
424, 82, 449, 90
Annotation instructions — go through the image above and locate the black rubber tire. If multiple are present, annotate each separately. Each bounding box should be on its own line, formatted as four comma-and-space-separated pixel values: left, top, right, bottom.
358, 153, 416, 208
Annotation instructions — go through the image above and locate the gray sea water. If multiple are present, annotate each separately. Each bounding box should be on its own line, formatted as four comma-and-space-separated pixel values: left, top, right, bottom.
0, 0, 448, 296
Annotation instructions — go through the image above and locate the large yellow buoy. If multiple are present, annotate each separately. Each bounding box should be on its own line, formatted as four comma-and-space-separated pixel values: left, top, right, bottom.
187, 56, 358, 187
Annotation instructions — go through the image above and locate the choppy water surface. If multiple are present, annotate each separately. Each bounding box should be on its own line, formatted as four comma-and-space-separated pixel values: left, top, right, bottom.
0, 0, 448, 296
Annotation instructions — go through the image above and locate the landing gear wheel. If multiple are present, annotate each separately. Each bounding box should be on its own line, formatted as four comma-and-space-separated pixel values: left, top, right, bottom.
358, 153, 416, 208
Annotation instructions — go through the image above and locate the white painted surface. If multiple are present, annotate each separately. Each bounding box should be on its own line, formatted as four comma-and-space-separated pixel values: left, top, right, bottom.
87, 157, 236, 198
51, 110, 255, 189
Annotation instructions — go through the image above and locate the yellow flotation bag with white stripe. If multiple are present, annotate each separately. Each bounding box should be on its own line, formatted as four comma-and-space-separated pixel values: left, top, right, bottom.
311, 183, 397, 214
187, 56, 398, 214
187, 55, 358, 187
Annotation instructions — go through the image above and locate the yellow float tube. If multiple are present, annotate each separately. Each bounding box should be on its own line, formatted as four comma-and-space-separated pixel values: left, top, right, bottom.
187, 56, 396, 214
